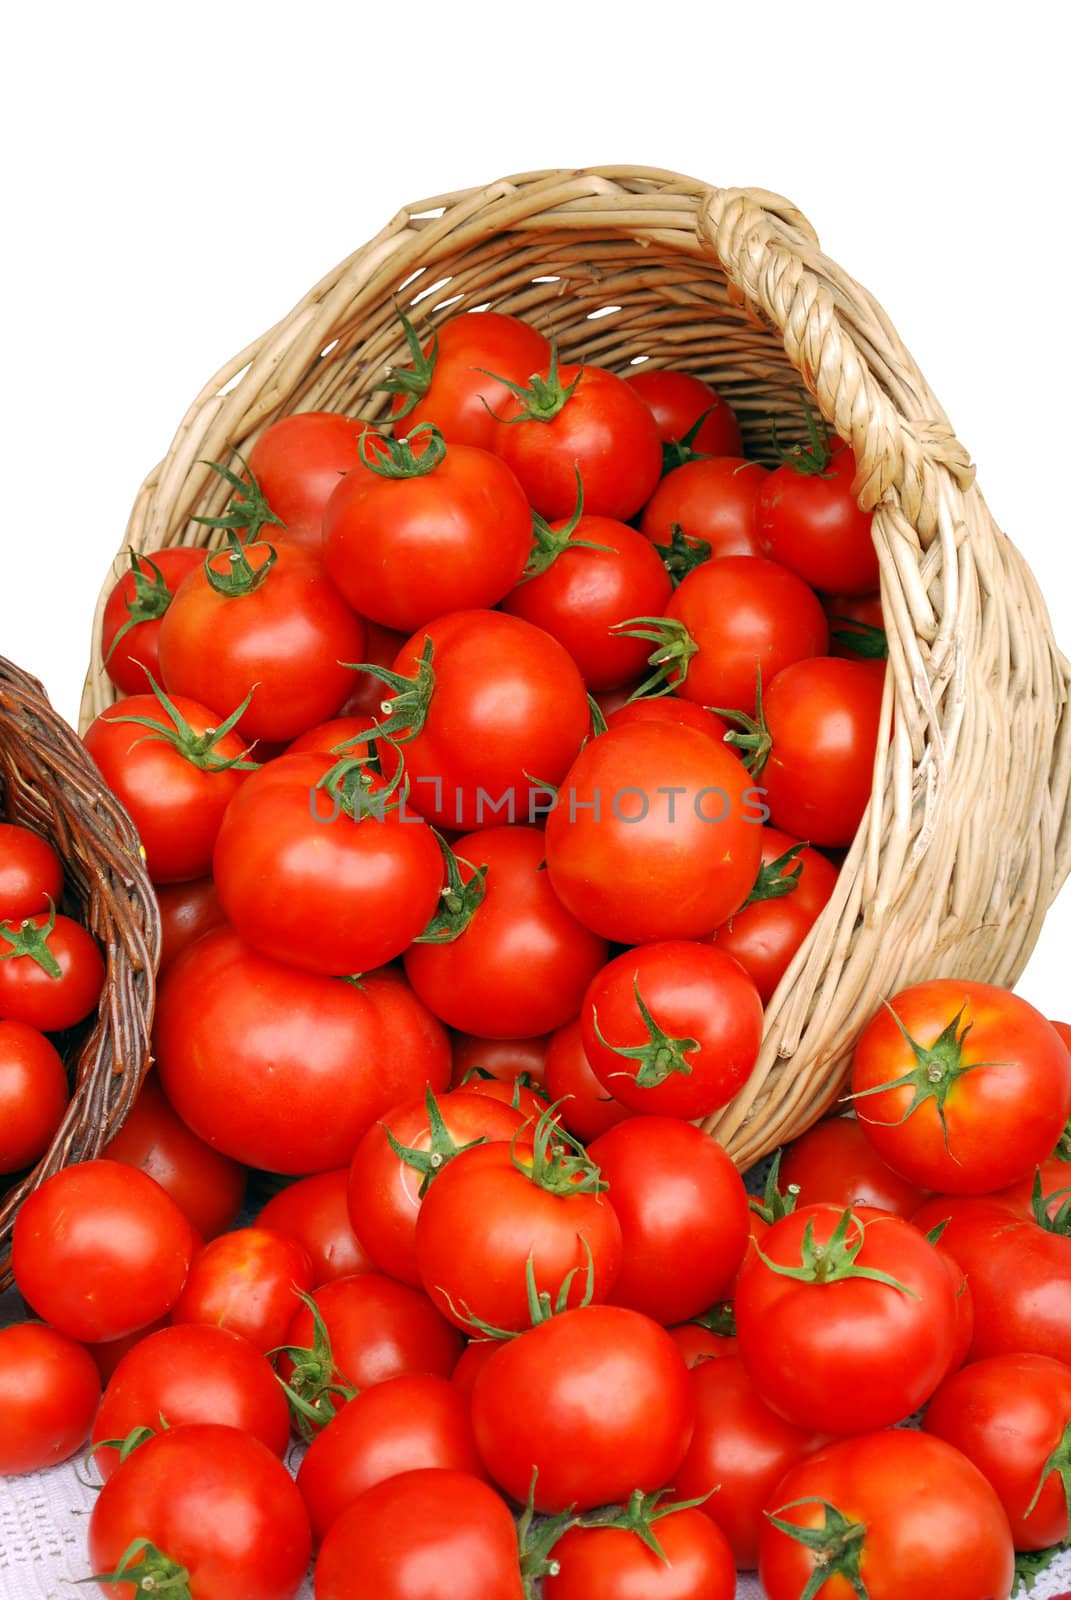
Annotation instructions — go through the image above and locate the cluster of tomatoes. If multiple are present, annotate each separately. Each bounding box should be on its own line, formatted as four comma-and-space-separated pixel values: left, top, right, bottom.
3, 305, 1069, 1600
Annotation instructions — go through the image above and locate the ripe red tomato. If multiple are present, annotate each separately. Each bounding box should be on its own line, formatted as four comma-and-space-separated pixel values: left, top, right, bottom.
759, 1430, 1014, 1600
88, 1423, 312, 1600
257, 1169, 375, 1285
171, 1227, 315, 1353
0, 822, 62, 922
0, 1019, 67, 1173
12, 1159, 199, 1342
0, 909, 104, 1030
101, 547, 204, 695
993, 1155, 1071, 1223
155, 877, 225, 972
404, 825, 608, 1038
285, 714, 375, 759
544, 1018, 635, 1143
639, 457, 767, 559
581, 941, 763, 1119
450, 1033, 549, 1088
758, 438, 879, 595
851, 979, 1071, 1193
588, 1118, 749, 1323
544, 721, 765, 943
246, 411, 374, 544
544, 1499, 736, 1600
90, 1324, 291, 1481
603, 695, 734, 746
708, 825, 839, 1004
626, 366, 742, 459
777, 1113, 928, 1218
825, 588, 886, 660
0, 1322, 101, 1474
155, 932, 451, 1173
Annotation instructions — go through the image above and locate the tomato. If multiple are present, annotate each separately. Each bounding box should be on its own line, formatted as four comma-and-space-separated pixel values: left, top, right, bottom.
544, 1018, 635, 1143
257, 1169, 375, 1285
451, 1033, 549, 1088
501, 514, 673, 690
544, 722, 765, 943
759, 1430, 1014, 1600
708, 826, 839, 1004
471, 1303, 694, 1512
994, 1155, 1071, 1223
155, 932, 450, 1173
0, 822, 63, 922
338, 620, 409, 719
735, 1204, 956, 1432
325, 430, 532, 631
924, 1352, 1071, 1550
456, 1074, 549, 1122
0, 1321, 101, 1474
246, 410, 375, 544
777, 1113, 928, 1218
404, 826, 608, 1038
347, 1090, 527, 1286
12, 1159, 199, 1342
851, 979, 1071, 1193
603, 695, 733, 746
101, 547, 204, 696
90, 1324, 291, 1481
639, 457, 767, 559
213, 752, 444, 977
158, 539, 365, 743
0, 1019, 67, 1173
758, 437, 879, 595
581, 941, 763, 1119
172, 1227, 315, 1353
673, 1355, 824, 1568
379, 611, 590, 832
383, 307, 551, 450
667, 1320, 738, 1366
0, 908, 104, 1030
544, 1499, 736, 1600
825, 588, 887, 660
155, 877, 225, 972
626, 366, 742, 460
88, 1423, 311, 1600
492, 357, 661, 521
102, 1071, 246, 1239
314, 1468, 524, 1600
296, 1374, 484, 1544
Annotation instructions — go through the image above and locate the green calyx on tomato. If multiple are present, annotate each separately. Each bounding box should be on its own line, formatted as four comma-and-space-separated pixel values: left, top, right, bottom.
592, 980, 701, 1091
316, 752, 405, 821
202, 529, 278, 598
353, 635, 435, 743
748, 1149, 800, 1227
652, 522, 713, 588
479, 340, 582, 424
106, 672, 261, 774
372, 303, 439, 418
450, 1242, 596, 1343
1026, 1416, 1071, 1528
766, 1497, 869, 1600
660, 408, 720, 474
755, 1208, 917, 1296
713, 669, 772, 775
517, 1473, 580, 1591
103, 551, 174, 667
517, 1101, 607, 1199
828, 615, 889, 660
740, 843, 808, 911
193, 451, 286, 544
90, 1535, 193, 1600
359, 421, 446, 479
578, 1488, 714, 1561
522, 471, 612, 581
613, 615, 697, 702
412, 833, 488, 945
1056, 1116, 1071, 1163
87, 1424, 161, 1476
384, 1085, 490, 1198
770, 395, 837, 479
0, 901, 62, 979
1030, 1168, 1071, 1236
268, 1290, 357, 1441
692, 1299, 737, 1337
849, 1001, 991, 1154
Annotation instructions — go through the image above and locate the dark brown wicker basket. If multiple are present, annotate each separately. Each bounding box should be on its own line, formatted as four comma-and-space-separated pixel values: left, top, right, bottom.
0, 657, 159, 1290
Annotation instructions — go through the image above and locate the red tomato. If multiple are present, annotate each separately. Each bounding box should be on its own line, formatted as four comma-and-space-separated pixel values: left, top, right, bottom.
777, 1113, 928, 1218
12, 1159, 199, 1342
588, 1118, 749, 1324
451, 1033, 549, 1088
639, 457, 767, 559
708, 826, 839, 1003
581, 941, 763, 1119
0, 1322, 101, 1474
456, 1074, 549, 1122
626, 367, 742, 459
0, 909, 104, 1030
257, 1169, 375, 1285
404, 825, 608, 1038
666, 1320, 738, 1366
758, 438, 879, 595
471, 1303, 694, 1512
296, 1375, 484, 1544
825, 588, 887, 660
544, 1499, 736, 1600
544, 1018, 635, 1143
0, 822, 63, 922
103, 1071, 246, 1239
545, 722, 765, 943
603, 695, 734, 746
158, 540, 365, 743
101, 547, 205, 696
993, 1155, 1071, 1222
0, 1019, 67, 1173
171, 1227, 315, 1353
246, 411, 374, 544
735, 1204, 956, 1432
314, 1468, 524, 1600
155, 933, 451, 1174
90, 1324, 291, 1481
88, 1423, 311, 1600
155, 877, 225, 972
851, 979, 1071, 1193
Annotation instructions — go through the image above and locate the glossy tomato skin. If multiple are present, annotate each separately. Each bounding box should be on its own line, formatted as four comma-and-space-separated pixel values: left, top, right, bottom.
626, 367, 742, 458
673, 1355, 825, 1568
494, 363, 661, 521
155, 877, 225, 972
0, 823, 63, 922
88, 1423, 312, 1600
471, 1304, 694, 1512
544, 1507, 736, 1600
297, 1375, 484, 1544
501, 515, 673, 690
102, 1071, 246, 1239
0, 1322, 101, 1474
603, 695, 734, 746
391, 309, 551, 450
286, 714, 374, 759
280, 1273, 463, 1394
90, 1324, 291, 1481
545, 722, 765, 944
544, 1018, 634, 1143
101, 547, 204, 695
708, 826, 839, 1004
314, 1467, 524, 1600
12, 1160, 199, 1343
0, 912, 104, 1030
923, 1352, 1071, 1549
851, 980, 1071, 1193
758, 442, 879, 596
581, 941, 763, 1119
588, 1118, 749, 1323
404, 826, 608, 1038
212, 753, 444, 977
639, 457, 767, 558
158, 542, 366, 743
155, 933, 451, 1174
171, 1227, 315, 1353
735, 1204, 956, 1433
777, 1113, 927, 1218
257, 1169, 375, 1285
384, 611, 590, 833
246, 411, 374, 544
0, 1019, 67, 1173
758, 1430, 1014, 1600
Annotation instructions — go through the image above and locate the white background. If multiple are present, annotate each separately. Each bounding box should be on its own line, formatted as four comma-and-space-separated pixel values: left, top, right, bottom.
1, 1, 1069, 1020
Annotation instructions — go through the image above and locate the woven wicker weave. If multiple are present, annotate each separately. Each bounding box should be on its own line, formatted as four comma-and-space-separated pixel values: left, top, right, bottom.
79, 166, 1071, 1168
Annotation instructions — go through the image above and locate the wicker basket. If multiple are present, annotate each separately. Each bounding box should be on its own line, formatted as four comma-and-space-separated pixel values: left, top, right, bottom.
0, 658, 159, 1288
79, 166, 1071, 1169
